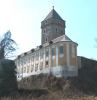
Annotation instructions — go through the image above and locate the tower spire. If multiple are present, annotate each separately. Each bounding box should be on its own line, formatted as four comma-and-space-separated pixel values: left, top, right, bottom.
52, 6, 54, 9
52, 0, 54, 9
41, 8, 65, 45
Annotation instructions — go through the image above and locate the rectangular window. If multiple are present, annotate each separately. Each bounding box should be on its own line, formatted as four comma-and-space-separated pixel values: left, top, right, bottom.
31, 56, 34, 65
23, 58, 26, 65
52, 59, 54, 67
40, 51, 44, 59
28, 56, 30, 64
27, 66, 29, 73
46, 49, 49, 57
45, 37, 48, 42
21, 59, 23, 66
36, 53, 39, 60
19, 68, 22, 73
59, 46, 64, 54
35, 64, 38, 71
45, 60, 49, 67
52, 48, 55, 56
40, 62, 43, 70
72, 45, 76, 58
31, 65, 34, 72
23, 67, 26, 73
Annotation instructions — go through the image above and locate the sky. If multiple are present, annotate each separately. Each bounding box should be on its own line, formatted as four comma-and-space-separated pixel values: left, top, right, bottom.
0, 0, 97, 60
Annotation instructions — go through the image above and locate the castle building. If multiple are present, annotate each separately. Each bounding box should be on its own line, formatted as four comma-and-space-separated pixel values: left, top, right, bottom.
15, 8, 78, 79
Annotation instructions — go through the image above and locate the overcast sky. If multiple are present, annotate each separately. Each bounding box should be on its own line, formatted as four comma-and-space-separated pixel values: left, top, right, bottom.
0, 0, 97, 60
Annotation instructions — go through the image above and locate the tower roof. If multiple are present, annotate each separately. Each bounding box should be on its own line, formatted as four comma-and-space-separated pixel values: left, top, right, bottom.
44, 8, 63, 21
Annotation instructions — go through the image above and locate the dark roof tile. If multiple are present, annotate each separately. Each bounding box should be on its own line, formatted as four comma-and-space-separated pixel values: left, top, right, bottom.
44, 9, 63, 21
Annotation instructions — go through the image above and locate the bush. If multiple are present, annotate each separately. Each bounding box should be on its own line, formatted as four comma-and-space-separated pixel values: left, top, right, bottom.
0, 59, 18, 96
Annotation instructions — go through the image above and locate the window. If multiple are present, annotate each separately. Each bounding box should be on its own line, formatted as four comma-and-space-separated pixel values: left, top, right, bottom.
72, 45, 76, 58
40, 62, 43, 70
20, 59, 23, 66
36, 53, 39, 60
23, 67, 26, 73
59, 46, 64, 54
45, 60, 49, 68
35, 64, 38, 71
31, 65, 34, 72
52, 48, 55, 56
20, 66, 22, 74
23, 58, 26, 65
59, 45, 64, 58
28, 57, 30, 64
56, 28, 57, 32
45, 21, 47, 24
27, 66, 29, 73
44, 29, 45, 33
52, 59, 54, 67
46, 61, 48, 65
31, 56, 34, 64
40, 51, 44, 59
61, 30, 63, 33
45, 49, 49, 57
45, 37, 48, 42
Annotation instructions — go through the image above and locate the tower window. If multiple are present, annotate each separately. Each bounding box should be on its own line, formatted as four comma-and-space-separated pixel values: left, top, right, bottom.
56, 28, 57, 32
61, 30, 63, 33
45, 37, 48, 42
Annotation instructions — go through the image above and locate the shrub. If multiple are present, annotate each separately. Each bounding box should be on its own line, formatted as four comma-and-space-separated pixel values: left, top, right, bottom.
0, 59, 18, 96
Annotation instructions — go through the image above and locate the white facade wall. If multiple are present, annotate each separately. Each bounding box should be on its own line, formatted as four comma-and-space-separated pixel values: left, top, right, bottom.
15, 42, 78, 79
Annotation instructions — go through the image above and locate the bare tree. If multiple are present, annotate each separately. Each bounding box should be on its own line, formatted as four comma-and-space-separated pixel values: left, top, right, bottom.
0, 30, 17, 59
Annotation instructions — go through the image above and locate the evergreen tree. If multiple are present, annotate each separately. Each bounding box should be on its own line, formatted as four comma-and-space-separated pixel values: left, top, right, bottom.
0, 30, 17, 59
0, 31, 18, 96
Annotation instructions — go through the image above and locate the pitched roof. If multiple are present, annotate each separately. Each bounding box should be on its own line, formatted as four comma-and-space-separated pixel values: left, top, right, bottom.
42, 34, 77, 47
52, 35, 72, 43
44, 8, 63, 21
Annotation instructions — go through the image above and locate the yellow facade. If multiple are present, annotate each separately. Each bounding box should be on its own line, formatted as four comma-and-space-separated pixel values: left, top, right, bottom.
58, 43, 67, 66
70, 43, 77, 66
15, 41, 78, 78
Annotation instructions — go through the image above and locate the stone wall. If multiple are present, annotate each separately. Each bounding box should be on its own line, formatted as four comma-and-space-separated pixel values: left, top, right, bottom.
75, 56, 97, 93
78, 56, 97, 69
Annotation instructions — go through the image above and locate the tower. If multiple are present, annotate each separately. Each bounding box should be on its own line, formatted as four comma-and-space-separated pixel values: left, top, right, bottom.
41, 7, 66, 45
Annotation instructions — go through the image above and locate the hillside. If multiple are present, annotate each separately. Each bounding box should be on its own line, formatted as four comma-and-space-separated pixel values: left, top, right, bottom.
1, 57, 97, 100
1, 73, 97, 100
